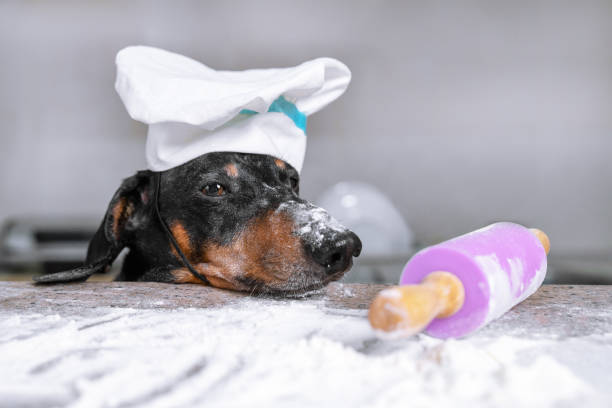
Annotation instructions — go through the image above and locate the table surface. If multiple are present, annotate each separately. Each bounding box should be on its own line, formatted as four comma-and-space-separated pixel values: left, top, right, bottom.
1, 282, 611, 408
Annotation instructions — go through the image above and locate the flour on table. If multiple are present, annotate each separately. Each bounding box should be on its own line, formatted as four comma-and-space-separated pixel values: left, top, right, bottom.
0, 297, 606, 408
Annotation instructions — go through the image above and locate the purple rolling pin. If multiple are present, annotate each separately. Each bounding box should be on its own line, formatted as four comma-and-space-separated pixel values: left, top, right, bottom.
369, 223, 550, 338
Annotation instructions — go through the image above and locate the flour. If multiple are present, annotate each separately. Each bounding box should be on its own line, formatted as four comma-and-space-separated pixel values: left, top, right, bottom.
475, 253, 548, 326
0, 298, 606, 408
277, 201, 347, 245
475, 253, 515, 324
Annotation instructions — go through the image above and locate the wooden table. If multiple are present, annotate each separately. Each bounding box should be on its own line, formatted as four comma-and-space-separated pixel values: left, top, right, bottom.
1, 283, 610, 407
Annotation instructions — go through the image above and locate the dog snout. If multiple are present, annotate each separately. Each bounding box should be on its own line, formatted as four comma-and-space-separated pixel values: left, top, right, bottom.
276, 200, 362, 277
307, 231, 362, 275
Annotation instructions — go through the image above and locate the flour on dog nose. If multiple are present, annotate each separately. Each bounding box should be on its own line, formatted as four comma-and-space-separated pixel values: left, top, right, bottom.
277, 202, 347, 244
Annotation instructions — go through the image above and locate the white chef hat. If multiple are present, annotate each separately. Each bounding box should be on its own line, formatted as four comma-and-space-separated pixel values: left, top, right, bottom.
114, 46, 351, 173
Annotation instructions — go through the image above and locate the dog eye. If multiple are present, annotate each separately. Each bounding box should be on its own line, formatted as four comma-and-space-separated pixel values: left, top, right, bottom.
203, 183, 226, 197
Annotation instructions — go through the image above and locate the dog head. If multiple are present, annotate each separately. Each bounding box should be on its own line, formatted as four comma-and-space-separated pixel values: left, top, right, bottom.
36, 152, 362, 294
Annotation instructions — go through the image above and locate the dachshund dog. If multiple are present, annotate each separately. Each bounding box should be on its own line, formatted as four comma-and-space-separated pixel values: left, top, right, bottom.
35, 152, 362, 294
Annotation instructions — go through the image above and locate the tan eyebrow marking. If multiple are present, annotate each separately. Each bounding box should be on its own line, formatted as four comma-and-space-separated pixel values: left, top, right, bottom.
225, 163, 239, 177
274, 159, 286, 169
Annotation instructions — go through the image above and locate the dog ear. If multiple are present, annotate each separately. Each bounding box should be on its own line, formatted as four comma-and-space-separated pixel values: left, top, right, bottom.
34, 171, 152, 284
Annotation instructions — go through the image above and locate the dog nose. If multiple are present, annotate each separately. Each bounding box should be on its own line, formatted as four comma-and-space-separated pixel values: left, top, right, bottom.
309, 231, 362, 275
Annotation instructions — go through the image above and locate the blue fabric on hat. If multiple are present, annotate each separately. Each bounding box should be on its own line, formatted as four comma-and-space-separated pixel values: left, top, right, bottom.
240, 96, 307, 132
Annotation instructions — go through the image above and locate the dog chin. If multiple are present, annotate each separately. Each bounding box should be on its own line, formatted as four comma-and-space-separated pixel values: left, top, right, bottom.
255, 268, 350, 297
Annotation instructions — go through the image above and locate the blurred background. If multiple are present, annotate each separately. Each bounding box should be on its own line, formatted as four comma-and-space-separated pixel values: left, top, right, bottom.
1, 0, 611, 283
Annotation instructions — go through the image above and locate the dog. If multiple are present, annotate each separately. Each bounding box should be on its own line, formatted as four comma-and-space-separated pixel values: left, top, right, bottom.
35, 152, 362, 294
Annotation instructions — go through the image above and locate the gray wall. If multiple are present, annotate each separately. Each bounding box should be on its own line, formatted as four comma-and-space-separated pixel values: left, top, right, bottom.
1, 0, 611, 254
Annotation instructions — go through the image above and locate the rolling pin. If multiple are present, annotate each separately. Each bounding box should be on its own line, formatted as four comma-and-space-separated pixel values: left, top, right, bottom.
369, 223, 550, 338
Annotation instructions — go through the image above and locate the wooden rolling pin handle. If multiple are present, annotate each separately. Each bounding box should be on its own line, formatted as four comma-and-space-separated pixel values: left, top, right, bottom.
529, 228, 551, 255
368, 271, 465, 336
